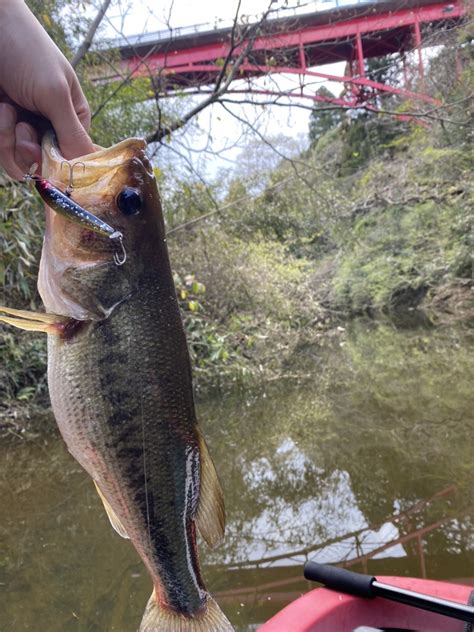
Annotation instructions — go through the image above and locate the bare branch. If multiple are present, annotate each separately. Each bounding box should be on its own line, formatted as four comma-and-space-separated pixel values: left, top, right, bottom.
218, 100, 350, 207
91, 41, 164, 121
365, 97, 474, 126
145, 1, 277, 144
212, 0, 244, 92
92, 4, 185, 124
223, 95, 474, 127
71, 0, 113, 69
168, 166, 316, 235
158, 139, 221, 212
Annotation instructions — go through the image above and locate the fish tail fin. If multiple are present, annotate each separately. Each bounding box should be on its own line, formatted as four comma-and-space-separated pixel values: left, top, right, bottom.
140, 591, 234, 631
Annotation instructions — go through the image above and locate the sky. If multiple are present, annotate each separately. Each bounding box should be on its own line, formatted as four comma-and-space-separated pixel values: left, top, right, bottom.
101, 0, 346, 179
105, 0, 346, 34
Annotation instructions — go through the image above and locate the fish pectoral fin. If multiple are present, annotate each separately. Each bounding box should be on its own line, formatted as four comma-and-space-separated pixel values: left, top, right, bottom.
94, 481, 129, 539
195, 428, 225, 548
0, 306, 67, 334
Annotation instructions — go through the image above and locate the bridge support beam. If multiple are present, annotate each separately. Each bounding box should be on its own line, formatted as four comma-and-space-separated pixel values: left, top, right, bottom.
413, 19, 424, 80
355, 31, 365, 78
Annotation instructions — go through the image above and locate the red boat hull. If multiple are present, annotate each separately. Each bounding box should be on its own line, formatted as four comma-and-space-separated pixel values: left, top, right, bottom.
259, 576, 473, 631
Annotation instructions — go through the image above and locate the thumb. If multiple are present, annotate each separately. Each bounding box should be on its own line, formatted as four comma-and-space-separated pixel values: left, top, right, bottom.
49, 95, 95, 160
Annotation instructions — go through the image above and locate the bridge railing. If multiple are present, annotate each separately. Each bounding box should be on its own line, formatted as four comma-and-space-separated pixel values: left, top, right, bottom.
107, 0, 379, 51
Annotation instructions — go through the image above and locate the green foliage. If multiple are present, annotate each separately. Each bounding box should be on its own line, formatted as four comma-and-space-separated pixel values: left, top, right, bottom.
162, 179, 220, 230
0, 330, 48, 416
1, 181, 43, 302
0, 178, 47, 415
223, 155, 350, 259
329, 140, 473, 315
86, 78, 158, 147
173, 271, 237, 379
309, 55, 405, 157
308, 87, 344, 145
168, 228, 322, 386
365, 56, 398, 85
254, 48, 474, 318
338, 113, 408, 174
27, 0, 72, 51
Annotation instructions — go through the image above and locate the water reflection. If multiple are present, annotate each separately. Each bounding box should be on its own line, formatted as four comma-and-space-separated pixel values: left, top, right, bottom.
1, 322, 473, 630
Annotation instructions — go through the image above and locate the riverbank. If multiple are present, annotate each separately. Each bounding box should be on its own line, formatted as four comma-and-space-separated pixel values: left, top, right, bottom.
1, 310, 472, 440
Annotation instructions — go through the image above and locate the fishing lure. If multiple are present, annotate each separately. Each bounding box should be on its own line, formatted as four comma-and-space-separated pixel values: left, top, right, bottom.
24, 165, 126, 266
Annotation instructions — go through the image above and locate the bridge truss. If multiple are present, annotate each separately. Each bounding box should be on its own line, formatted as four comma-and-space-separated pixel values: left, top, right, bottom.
104, 0, 468, 113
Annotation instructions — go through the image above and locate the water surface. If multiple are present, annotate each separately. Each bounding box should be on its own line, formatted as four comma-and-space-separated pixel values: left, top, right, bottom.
1, 321, 473, 630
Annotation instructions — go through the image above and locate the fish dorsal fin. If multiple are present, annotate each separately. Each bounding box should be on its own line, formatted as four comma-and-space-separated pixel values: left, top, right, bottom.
94, 481, 129, 539
195, 429, 225, 548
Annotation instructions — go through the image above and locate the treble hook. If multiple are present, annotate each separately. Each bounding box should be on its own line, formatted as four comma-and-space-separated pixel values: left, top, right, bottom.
61, 161, 86, 196
111, 232, 127, 266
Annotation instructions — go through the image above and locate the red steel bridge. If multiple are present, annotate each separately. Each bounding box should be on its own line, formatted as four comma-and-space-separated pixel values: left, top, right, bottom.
103, 0, 468, 109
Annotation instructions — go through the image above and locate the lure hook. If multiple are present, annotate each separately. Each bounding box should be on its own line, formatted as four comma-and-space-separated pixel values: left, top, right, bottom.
61, 161, 86, 196
111, 232, 127, 266
24, 163, 39, 186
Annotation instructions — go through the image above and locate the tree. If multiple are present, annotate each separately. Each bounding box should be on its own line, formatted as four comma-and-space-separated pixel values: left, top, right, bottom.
309, 86, 345, 145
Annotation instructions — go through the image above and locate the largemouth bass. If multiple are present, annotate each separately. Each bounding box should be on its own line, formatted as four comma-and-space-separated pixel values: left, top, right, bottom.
0, 133, 233, 631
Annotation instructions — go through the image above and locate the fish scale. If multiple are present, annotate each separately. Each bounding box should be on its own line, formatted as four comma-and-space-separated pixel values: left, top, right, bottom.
0, 132, 233, 632
53, 268, 204, 617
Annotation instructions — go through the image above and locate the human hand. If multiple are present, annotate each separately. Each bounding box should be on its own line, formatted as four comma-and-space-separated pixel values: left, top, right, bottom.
0, 0, 95, 180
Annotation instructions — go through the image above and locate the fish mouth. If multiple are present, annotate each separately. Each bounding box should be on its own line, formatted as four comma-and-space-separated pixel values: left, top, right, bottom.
42, 131, 147, 190
40, 132, 149, 263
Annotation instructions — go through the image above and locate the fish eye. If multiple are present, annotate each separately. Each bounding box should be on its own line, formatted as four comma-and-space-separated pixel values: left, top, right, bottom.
116, 188, 142, 216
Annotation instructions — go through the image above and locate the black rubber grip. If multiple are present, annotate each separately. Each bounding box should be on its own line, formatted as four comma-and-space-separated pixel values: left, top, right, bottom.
304, 562, 376, 598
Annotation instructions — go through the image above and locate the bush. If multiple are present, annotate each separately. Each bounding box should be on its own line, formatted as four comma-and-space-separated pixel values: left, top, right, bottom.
168, 227, 322, 383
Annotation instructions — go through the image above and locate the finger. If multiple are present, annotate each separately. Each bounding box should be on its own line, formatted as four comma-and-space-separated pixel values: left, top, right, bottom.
0, 103, 23, 180
15, 122, 41, 174
48, 92, 95, 160
70, 78, 91, 132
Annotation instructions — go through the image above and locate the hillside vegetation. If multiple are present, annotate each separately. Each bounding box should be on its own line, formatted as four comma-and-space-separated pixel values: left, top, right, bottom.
166, 48, 473, 385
